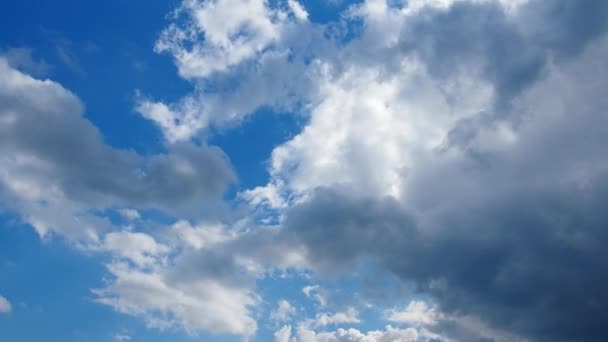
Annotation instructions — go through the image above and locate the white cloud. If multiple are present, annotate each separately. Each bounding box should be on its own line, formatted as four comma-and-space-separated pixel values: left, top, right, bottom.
0, 295, 11, 314
135, 97, 207, 144
312, 307, 360, 328
275, 324, 292, 342
2, 1, 607, 341
170, 220, 234, 250
270, 300, 296, 322
279, 324, 432, 342
386, 300, 439, 326
0, 58, 234, 242
288, 0, 309, 21
102, 231, 169, 268
94, 261, 258, 337
302, 285, 327, 307
156, 0, 293, 79
266, 61, 491, 201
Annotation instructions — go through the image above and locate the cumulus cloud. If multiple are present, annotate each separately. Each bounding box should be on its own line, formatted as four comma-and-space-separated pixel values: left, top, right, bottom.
271, 300, 297, 323
0, 51, 250, 337
129, 0, 608, 339
156, 0, 290, 79
312, 307, 360, 328
276, 324, 434, 342
386, 301, 439, 326
101, 231, 170, 268
275, 325, 292, 342
0, 58, 235, 240
0, 295, 11, 314
137, 0, 326, 141
242, 1, 608, 340
4, 0, 608, 341
95, 261, 258, 336
93, 221, 266, 337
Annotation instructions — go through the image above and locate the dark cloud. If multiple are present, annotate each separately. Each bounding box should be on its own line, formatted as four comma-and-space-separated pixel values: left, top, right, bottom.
400, 0, 608, 110
278, 19, 608, 340
282, 177, 608, 341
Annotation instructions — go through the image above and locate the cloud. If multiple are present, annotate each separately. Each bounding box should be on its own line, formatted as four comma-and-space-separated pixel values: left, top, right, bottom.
137, 0, 328, 141
275, 325, 292, 342
386, 301, 439, 326
118, 209, 141, 222
3, 1, 608, 341
156, 0, 292, 79
95, 258, 258, 337
0, 47, 51, 77
0, 58, 235, 240
278, 43, 608, 336
0, 295, 11, 314
302, 285, 327, 307
271, 300, 297, 323
252, 2, 608, 340
101, 231, 170, 268
312, 307, 360, 328
99, 0, 608, 339
277, 324, 434, 342
288, 0, 309, 21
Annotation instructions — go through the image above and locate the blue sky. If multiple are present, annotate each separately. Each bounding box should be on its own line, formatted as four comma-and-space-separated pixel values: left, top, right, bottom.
1, 1, 608, 341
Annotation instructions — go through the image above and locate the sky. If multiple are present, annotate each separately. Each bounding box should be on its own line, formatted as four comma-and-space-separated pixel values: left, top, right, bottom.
0, 0, 608, 341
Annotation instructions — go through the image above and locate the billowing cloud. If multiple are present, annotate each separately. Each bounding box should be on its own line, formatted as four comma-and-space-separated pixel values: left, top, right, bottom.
0, 58, 235, 240
4, 0, 608, 341
251, 1, 608, 340
94, 225, 259, 337
312, 307, 360, 328
129, 0, 608, 339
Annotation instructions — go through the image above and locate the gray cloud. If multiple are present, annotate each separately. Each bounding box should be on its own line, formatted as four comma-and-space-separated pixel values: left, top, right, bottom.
0, 58, 235, 238
282, 180, 608, 340
277, 24, 608, 341
399, 1, 608, 111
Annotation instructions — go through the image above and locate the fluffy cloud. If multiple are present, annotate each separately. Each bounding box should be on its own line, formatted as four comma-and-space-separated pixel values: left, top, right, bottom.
138, 0, 320, 142
4, 0, 608, 340
312, 307, 360, 328
0, 295, 11, 314
101, 231, 170, 268
0, 58, 235, 240
130, 0, 608, 339
156, 0, 297, 79
276, 324, 433, 342
271, 300, 297, 323
279, 46, 608, 337
94, 225, 260, 337
0, 52, 251, 337
95, 261, 258, 336
386, 301, 439, 326
254, 1, 608, 340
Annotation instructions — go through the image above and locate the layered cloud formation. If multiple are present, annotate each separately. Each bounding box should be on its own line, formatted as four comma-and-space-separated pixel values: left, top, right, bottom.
2, 0, 608, 341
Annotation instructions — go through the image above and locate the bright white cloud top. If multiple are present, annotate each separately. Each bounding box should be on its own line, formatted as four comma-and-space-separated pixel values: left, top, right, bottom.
1, 0, 608, 341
